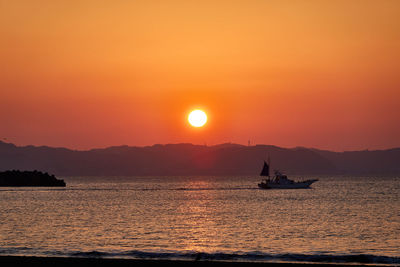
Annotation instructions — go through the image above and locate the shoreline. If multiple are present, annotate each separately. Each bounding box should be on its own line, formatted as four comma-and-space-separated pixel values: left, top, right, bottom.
0, 256, 390, 267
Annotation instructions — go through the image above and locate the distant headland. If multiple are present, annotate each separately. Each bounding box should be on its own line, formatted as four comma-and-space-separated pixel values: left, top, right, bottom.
0, 170, 66, 187
0, 141, 399, 176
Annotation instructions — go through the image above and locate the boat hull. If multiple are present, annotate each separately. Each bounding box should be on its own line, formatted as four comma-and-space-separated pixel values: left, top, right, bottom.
258, 179, 318, 189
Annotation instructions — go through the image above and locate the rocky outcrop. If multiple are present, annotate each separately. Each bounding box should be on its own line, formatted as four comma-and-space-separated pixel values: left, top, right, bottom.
0, 170, 66, 187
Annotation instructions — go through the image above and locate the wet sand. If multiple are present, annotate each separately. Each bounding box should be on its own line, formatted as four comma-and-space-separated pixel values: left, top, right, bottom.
0, 256, 381, 267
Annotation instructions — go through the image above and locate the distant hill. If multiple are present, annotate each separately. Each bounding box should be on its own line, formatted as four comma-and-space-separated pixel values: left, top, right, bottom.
0, 141, 399, 176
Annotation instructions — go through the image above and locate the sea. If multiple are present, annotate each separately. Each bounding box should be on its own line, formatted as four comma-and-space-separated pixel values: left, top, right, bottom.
0, 176, 399, 265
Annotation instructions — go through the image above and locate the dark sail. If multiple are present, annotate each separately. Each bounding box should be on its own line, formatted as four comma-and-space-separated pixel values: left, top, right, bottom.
260, 161, 270, 176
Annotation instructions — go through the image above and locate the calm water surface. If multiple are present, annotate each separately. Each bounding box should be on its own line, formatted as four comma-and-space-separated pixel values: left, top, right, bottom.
0, 176, 399, 264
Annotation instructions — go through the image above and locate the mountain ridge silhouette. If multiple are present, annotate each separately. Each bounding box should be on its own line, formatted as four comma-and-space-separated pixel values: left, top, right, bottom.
1, 141, 399, 176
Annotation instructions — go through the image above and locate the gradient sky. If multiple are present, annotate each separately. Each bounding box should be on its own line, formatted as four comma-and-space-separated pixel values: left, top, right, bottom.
1, 0, 399, 151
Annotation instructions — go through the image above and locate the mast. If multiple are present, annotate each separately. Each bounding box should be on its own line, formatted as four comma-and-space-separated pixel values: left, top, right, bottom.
260, 161, 270, 177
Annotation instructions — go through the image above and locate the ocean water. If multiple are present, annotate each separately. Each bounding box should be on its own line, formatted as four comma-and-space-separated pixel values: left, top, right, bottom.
0, 176, 399, 265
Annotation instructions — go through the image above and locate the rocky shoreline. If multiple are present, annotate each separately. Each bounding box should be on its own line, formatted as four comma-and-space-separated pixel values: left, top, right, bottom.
0, 170, 66, 187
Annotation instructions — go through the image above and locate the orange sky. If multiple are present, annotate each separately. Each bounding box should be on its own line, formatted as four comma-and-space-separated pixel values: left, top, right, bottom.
1, 0, 399, 151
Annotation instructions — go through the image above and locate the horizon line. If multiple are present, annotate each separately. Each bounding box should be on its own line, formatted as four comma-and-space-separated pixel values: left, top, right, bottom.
1, 140, 399, 153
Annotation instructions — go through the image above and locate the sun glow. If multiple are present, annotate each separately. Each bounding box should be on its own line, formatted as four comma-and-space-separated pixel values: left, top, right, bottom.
188, 110, 207, 127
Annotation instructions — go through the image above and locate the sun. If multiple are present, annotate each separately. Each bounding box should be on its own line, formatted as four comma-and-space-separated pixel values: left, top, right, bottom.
188, 110, 207, 127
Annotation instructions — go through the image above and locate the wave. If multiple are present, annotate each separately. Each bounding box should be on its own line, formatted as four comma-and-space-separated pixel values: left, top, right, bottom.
1, 248, 399, 265
0, 187, 257, 192
71, 250, 400, 264
174, 187, 255, 191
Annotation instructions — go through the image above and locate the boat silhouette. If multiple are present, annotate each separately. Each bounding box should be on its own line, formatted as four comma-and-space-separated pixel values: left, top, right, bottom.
258, 160, 318, 189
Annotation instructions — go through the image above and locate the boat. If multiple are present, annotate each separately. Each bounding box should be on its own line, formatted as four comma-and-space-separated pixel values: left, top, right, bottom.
258, 160, 318, 189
